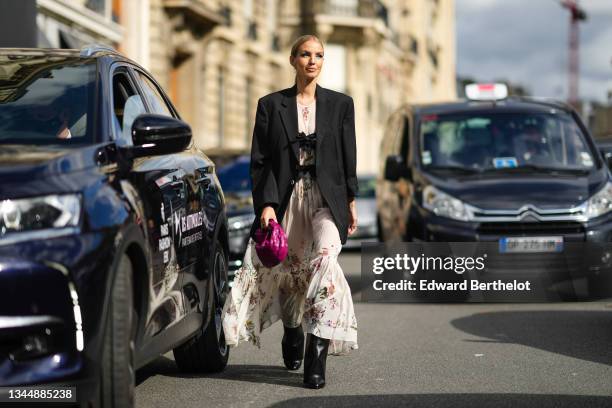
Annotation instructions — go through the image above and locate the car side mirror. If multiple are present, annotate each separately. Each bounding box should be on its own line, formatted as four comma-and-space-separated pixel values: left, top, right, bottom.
384, 155, 412, 182
129, 114, 192, 157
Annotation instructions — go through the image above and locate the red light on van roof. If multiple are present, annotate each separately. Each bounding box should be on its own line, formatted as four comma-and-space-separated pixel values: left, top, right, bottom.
422, 115, 438, 122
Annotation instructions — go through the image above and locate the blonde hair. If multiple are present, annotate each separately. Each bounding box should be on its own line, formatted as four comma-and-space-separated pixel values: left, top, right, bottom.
290, 35, 324, 57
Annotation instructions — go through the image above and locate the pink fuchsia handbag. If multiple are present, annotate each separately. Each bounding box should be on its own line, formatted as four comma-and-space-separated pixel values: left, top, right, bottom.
254, 219, 288, 268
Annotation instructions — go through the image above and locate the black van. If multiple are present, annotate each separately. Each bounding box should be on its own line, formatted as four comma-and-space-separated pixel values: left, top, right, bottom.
377, 84, 612, 294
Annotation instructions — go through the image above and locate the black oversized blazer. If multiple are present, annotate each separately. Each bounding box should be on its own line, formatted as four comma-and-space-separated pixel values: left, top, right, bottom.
248, 84, 358, 245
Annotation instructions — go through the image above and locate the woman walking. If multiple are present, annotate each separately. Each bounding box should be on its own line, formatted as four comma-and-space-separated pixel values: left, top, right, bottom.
221, 34, 358, 389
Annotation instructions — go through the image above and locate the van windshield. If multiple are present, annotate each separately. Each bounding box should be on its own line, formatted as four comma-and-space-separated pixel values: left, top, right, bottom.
419, 112, 596, 173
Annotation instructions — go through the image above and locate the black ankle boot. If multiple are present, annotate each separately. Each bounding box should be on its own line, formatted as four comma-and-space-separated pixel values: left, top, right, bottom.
282, 325, 304, 370
303, 334, 329, 389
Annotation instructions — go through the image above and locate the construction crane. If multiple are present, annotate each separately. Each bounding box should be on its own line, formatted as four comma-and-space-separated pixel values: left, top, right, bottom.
560, 0, 587, 107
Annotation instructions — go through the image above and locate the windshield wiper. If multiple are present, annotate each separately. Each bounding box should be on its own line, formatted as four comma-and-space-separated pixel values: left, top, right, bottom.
424, 165, 482, 174
482, 165, 590, 175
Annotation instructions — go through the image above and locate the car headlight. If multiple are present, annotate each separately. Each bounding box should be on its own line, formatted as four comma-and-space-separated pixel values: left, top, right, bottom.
585, 182, 612, 220
1, 194, 81, 236
228, 213, 256, 233
422, 185, 472, 221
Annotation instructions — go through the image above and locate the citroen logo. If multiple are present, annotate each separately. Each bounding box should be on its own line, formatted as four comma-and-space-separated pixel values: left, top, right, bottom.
517, 205, 541, 221
517, 204, 539, 213
519, 211, 539, 222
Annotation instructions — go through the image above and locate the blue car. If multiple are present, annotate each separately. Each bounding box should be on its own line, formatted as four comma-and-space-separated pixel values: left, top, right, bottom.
213, 154, 255, 274
0, 46, 230, 407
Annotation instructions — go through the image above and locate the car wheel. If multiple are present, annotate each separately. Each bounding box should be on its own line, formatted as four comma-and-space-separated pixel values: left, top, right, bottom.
100, 254, 135, 408
173, 241, 230, 373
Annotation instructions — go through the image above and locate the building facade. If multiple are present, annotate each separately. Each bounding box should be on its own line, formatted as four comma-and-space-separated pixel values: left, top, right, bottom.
36, 0, 122, 49
1, 0, 456, 175
119, 0, 456, 174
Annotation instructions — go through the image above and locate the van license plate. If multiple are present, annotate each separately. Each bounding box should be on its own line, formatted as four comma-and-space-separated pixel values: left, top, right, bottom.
499, 237, 563, 253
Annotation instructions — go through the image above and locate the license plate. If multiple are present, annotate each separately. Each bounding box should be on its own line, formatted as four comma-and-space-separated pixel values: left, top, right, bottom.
499, 236, 564, 253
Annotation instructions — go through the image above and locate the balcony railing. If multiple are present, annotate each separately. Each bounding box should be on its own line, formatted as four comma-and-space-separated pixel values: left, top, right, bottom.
163, 0, 225, 27
314, 0, 390, 27
324, 0, 358, 17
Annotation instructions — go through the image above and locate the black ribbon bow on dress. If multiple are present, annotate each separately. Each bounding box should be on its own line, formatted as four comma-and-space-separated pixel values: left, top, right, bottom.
296, 132, 317, 150
293, 132, 317, 179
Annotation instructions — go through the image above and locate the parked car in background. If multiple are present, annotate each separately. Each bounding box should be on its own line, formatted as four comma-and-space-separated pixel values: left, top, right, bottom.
344, 174, 379, 249
206, 150, 254, 274
594, 136, 612, 166
0, 46, 230, 407
378, 83, 612, 297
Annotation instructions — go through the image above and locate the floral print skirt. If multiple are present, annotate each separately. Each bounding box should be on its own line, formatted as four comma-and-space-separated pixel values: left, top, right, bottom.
221, 174, 358, 355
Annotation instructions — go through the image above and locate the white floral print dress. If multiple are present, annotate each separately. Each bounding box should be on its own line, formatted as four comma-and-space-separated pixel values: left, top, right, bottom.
221, 99, 358, 355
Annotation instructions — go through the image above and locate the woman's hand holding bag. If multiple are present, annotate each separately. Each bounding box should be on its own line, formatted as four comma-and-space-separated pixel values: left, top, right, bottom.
254, 219, 288, 268
260, 206, 277, 229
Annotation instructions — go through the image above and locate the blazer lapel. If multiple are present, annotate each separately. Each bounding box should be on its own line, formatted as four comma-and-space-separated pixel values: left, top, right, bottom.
279, 85, 299, 161
315, 84, 329, 157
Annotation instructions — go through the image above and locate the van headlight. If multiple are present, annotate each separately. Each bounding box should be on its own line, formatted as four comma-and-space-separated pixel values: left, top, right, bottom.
585, 182, 612, 219
422, 185, 473, 221
1, 194, 81, 236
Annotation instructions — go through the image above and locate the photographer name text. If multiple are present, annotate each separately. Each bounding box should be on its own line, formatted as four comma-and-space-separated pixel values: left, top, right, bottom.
372, 279, 531, 291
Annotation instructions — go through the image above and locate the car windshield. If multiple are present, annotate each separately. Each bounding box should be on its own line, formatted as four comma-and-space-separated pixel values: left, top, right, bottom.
419, 111, 596, 173
0, 55, 96, 145
216, 156, 252, 192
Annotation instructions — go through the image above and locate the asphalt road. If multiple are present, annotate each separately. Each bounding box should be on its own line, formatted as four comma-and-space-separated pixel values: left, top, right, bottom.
135, 251, 612, 408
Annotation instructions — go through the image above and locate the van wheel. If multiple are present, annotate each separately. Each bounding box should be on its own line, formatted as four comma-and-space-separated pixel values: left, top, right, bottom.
174, 242, 230, 373
100, 254, 135, 408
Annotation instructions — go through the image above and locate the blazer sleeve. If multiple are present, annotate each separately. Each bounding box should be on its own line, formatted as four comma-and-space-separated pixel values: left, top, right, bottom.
341, 96, 359, 199
250, 98, 280, 212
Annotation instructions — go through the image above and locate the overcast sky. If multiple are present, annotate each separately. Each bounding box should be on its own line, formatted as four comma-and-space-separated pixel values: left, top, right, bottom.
456, 0, 612, 102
